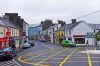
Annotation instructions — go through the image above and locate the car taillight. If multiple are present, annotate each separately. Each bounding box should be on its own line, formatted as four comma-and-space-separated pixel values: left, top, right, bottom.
5, 51, 12, 55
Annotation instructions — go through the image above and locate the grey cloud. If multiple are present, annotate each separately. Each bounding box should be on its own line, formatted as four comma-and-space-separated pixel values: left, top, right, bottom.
0, 0, 100, 24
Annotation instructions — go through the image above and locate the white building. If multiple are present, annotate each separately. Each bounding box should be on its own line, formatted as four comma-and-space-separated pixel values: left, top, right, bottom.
47, 24, 61, 43
65, 20, 100, 46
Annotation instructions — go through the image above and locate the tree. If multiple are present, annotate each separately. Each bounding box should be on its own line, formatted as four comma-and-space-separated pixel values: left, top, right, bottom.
95, 31, 100, 41
41, 19, 53, 31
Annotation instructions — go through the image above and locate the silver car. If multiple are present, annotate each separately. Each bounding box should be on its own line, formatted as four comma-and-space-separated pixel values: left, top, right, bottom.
23, 42, 31, 49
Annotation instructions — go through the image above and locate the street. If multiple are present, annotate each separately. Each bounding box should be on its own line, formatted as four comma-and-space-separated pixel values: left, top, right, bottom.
0, 41, 100, 66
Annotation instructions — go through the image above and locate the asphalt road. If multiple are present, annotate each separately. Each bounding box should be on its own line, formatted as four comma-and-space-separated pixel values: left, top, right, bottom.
1, 41, 100, 66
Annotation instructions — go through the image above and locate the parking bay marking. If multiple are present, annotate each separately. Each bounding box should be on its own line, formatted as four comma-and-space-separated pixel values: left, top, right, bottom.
18, 48, 65, 66
18, 48, 53, 66
59, 48, 78, 66
36, 48, 69, 65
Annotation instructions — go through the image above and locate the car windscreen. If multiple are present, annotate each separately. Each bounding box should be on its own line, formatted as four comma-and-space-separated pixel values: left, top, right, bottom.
3, 48, 13, 51
0, 50, 3, 52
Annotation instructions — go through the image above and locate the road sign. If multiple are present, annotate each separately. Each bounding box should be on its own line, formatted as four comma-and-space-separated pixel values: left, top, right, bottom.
86, 32, 94, 38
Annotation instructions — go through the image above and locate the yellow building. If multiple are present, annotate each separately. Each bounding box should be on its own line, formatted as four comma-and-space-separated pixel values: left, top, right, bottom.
55, 27, 65, 44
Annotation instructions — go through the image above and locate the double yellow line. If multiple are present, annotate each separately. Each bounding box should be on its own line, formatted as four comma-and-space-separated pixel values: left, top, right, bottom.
59, 48, 78, 66
37, 48, 69, 64
86, 47, 92, 66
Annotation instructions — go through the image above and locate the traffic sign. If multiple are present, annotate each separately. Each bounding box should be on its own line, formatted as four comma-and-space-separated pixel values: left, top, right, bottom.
86, 32, 94, 38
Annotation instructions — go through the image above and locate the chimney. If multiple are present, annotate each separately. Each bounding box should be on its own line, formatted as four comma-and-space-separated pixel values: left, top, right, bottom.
72, 19, 76, 24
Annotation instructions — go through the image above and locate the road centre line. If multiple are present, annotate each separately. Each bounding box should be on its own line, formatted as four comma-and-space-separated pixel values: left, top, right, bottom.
86, 47, 92, 66
36, 48, 69, 65
59, 48, 78, 66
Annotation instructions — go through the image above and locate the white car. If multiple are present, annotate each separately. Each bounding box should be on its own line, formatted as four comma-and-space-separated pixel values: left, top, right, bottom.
23, 42, 31, 49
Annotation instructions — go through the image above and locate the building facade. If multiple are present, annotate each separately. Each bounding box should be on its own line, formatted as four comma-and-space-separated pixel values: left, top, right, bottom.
28, 24, 42, 40
0, 17, 20, 49
65, 20, 100, 46
47, 24, 61, 43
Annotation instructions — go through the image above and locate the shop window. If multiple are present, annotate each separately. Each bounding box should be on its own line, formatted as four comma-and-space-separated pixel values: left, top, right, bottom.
68, 38, 72, 41
74, 38, 85, 44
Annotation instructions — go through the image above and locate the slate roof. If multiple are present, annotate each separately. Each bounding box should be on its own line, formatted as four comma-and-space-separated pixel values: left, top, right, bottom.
65, 21, 100, 30
0, 17, 17, 29
48, 24, 58, 30
88, 24, 100, 30
55, 26, 64, 31
65, 22, 80, 30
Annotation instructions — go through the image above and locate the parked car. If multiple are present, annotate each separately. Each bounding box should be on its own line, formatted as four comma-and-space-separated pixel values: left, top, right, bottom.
0, 47, 17, 58
23, 41, 31, 49
29, 41, 35, 47
61, 40, 76, 47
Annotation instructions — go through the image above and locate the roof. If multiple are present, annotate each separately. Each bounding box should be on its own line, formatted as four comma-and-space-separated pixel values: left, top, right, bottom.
55, 26, 64, 31
0, 17, 17, 29
48, 24, 58, 30
0, 18, 6, 26
65, 22, 80, 30
29, 23, 41, 27
88, 24, 100, 30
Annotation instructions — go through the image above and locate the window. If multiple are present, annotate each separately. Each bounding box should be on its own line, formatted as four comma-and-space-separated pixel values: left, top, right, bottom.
94, 30, 95, 33
57, 26, 58, 29
65, 41, 68, 43
69, 30, 71, 34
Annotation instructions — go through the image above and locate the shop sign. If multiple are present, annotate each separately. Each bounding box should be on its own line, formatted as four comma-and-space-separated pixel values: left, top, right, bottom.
0, 38, 7, 42
86, 32, 94, 38
6, 31, 10, 36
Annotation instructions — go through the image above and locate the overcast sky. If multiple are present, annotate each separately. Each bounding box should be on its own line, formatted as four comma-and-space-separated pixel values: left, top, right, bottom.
0, 0, 100, 24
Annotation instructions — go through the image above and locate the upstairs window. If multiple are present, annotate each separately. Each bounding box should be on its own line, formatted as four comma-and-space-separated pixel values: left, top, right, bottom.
69, 30, 71, 34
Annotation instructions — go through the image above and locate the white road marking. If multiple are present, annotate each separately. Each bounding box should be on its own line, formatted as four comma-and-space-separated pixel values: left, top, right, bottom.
13, 59, 22, 66
80, 50, 100, 54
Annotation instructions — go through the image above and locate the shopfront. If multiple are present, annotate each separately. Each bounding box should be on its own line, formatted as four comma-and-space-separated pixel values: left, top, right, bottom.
73, 35, 86, 44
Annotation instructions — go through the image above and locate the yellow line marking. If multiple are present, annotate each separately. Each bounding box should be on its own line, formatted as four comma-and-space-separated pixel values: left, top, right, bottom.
59, 48, 78, 66
18, 55, 38, 65
18, 48, 55, 66
86, 47, 92, 66
24, 49, 57, 61
20, 49, 49, 58
36, 48, 69, 64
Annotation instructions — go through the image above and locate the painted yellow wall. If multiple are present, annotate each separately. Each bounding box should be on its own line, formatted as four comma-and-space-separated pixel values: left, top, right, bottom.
55, 31, 64, 37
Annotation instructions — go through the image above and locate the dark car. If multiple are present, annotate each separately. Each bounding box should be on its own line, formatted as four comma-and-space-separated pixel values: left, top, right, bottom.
0, 47, 17, 58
